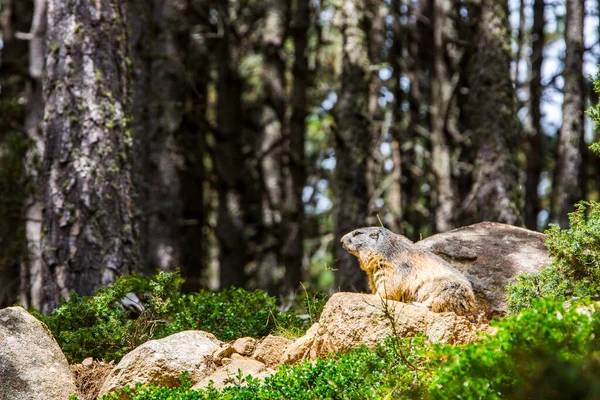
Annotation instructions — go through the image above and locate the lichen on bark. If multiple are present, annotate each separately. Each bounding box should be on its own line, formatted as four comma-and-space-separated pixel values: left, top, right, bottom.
41, 0, 139, 313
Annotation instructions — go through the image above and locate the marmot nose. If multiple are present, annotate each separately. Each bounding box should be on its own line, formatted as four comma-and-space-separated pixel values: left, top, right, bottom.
340, 233, 351, 247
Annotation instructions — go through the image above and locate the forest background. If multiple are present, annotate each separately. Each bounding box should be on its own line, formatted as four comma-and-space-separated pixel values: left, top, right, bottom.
0, 0, 598, 313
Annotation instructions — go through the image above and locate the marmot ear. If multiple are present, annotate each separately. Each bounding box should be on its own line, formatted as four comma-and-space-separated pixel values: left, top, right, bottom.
369, 231, 379, 240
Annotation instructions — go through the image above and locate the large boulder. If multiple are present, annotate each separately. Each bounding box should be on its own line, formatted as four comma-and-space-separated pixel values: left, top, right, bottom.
308, 293, 476, 358
0, 306, 78, 400
415, 222, 552, 315
98, 330, 221, 399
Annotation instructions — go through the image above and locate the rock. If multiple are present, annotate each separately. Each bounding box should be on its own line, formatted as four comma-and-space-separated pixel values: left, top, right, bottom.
213, 344, 235, 365
192, 358, 275, 390
251, 335, 291, 368
81, 357, 94, 367
0, 306, 78, 400
282, 323, 320, 365
415, 222, 552, 315
98, 330, 221, 399
232, 337, 258, 356
310, 293, 476, 358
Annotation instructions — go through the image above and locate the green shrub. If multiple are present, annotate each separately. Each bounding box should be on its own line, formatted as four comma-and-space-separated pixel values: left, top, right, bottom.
37, 271, 305, 363
93, 297, 600, 400
505, 265, 592, 314
428, 297, 600, 399
163, 287, 303, 341
506, 199, 600, 315
545, 201, 600, 285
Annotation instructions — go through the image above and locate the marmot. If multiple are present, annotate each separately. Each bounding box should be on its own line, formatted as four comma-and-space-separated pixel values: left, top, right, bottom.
341, 227, 476, 316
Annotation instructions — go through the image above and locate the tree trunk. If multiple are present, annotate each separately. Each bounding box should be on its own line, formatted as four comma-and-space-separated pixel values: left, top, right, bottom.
214, 1, 251, 288
334, 0, 370, 292
41, 0, 139, 313
282, 0, 310, 293
20, 0, 46, 310
388, 0, 405, 233
129, 0, 209, 290
524, 0, 544, 230
467, 0, 522, 225
0, 0, 34, 308
365, 0, 385, 211
430, 0, 458, 232
555, 0, 585, 228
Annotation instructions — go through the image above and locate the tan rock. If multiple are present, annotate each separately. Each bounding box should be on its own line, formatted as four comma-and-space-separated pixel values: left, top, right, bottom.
0, 306, 78, 400
192, 358, 275, 390
81, 357, 94, 367
231, 353, 244, 360
98, 330, 221, 399
310, 293, 476, 358
251, 335, 291, 368
282, 323, 319, 365
221, 357, 233, 365
232, 337, 258, 356
213, 344, 235, 365
415, 222, 552, 315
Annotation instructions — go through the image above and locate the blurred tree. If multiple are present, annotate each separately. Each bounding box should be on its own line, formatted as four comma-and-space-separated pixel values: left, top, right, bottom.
465, 0, 523, 225
282, 0, 310, 293
430, 0, 459, 232
334, 0, 371, 292
554, 0, 585, 228
0, 0, 33, 308
524, 0, 545, 230
20, 0, 45, 310
40, 0, 139, 313
128, 0, 210, 291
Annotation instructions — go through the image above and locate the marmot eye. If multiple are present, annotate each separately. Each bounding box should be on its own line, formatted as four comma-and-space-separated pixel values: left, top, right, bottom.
353, 230, 363, 237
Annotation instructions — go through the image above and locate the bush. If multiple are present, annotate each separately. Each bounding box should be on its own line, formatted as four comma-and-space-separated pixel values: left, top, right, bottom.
505, 265, 592, 315
428, 297, 600, 399
545, 201, 600, 285
163, 287, 304, 341
37, 271, 305, 363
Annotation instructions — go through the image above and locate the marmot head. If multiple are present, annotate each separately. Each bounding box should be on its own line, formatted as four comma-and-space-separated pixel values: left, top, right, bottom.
341, 227, 412, 266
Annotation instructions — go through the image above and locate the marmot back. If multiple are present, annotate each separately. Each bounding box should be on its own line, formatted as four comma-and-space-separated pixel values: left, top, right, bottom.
341, 227, 476, 316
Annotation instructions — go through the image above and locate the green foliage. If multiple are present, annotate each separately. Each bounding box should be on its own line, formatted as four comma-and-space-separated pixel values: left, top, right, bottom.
37, 271, 305, 363
545, 201, 600, 285
94, 298, 600, 400
35, 273, 152, 363
588, 69, 600, 153
100, 337, 427, 400
428, 297, 600, 399
505, 265, 592, 314
164, 287, 303, 341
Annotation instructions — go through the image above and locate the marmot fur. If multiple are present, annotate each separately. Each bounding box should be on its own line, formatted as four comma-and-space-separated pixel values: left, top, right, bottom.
341, 227, 476, 315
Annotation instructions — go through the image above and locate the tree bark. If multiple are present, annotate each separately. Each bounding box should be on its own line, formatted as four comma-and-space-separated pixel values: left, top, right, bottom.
282, 0, 310, 293
214, 1, 254, 288
524, 0, 544, 230
20, 0, 46, 310
430, 0, 458, 232
334, 0, 370, 292
467, 0, 523, 225
41, 0, 139, 313
0, 0, 34, 308
128, 0, 209, 290
555, 0, 585, 228
388, 0, 405, 233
